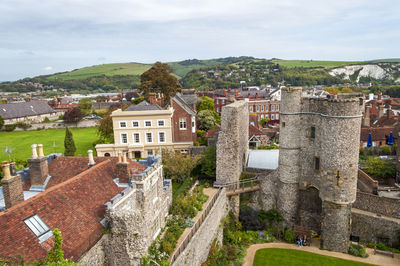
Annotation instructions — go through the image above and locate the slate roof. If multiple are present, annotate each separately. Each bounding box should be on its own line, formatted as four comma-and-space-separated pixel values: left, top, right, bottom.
173, 93, 196, 115
0, 160, 121, 263
124, 100, 163, 111
179, 94, 197, 111
0, 156, 147, 262
0, 101, 56, 120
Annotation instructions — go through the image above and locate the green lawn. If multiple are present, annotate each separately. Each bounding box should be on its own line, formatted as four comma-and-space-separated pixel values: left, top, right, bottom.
0, 128, 98, 162
253, 248, 370, 266
271, 60, 362, 68
48, 63, 152, 80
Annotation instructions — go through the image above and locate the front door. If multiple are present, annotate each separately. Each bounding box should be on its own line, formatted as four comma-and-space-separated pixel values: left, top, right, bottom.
134, 151, 141, 159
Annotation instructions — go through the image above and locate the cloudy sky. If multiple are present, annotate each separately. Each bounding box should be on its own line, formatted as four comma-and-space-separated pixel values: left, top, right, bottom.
0, 0, 399, 81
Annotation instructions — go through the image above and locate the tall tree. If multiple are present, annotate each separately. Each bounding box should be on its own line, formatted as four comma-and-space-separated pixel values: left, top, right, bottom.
63, 107, 83, 123
0, 115, 4, 129
138, 62, 181, 106
64, 127, 76, 156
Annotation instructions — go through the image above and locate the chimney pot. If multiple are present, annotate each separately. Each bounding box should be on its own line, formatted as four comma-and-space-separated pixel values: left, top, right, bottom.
88, 150, 95, 166
38, 144, 44, 157
31, 144, 38, 159
2, 161, 11, 180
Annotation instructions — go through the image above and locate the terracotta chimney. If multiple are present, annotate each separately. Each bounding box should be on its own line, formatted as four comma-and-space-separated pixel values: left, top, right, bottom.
88, 150, 95, 166
28, 144, 49, 187
362, 105, 371, 127
2, 161, 24, 208
116, 152, 129, 183
378, 91, 382, 101
378, 104, 384, 119
235, 89, 239, 97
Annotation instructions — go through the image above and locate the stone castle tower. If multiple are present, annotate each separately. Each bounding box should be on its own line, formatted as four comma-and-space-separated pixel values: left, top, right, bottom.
278, 87, 364, 252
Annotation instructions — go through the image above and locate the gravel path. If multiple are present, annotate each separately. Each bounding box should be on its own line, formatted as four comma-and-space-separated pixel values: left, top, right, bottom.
243, 241, 400, 266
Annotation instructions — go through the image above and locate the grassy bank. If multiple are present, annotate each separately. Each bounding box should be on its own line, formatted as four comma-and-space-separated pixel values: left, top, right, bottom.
253, 248, 369, 266
0, 127, 98, 161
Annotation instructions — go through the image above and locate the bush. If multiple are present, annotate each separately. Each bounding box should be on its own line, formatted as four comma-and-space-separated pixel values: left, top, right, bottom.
365, 157, 395, 179
4, 124, 16, 132
44, 117, 51, 123
348, 243, 368, 258
15, 122, 31, 130
283, 229, 295, 243
376, 242, 389, 251
258, 144, 279, 150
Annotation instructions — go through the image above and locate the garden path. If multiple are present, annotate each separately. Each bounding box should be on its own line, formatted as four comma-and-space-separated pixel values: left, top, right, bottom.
173, 187, 218, 252
243, 241, 400, 266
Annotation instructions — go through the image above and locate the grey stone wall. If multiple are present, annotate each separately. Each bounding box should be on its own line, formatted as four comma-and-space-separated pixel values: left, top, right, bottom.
78, 235, 108, 266
351, 210, 400, 246
13, 119, 98, 131
172, 189, 228, 266
247, 170, 278, 211
216, 101, 248, 185
353, 192, 400, 219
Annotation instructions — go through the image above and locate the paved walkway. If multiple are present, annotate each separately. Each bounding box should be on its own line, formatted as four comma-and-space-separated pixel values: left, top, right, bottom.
243, 241, 400, 266
173, 187, 217, 251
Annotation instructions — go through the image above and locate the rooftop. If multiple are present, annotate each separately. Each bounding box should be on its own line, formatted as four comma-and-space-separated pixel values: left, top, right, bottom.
124, 100, 164, 111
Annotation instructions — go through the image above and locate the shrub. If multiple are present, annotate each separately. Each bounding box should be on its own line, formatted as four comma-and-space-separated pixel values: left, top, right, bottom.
4, 124, 16, 132
365, 157, 395, 179
348, 243, 368, 258
376, 242, 389, 251
239, 206, 262, 231
44, 117, 51, 123
283, 229, 295, 243
258, 144, 279, 150
15, 122, 31, 130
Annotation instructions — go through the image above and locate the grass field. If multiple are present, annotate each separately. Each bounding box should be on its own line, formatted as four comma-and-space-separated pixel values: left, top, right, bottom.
253, 248, 369, 266
0, 128, 98, 162
271, 60, 362, 68
48, 63, 152, 80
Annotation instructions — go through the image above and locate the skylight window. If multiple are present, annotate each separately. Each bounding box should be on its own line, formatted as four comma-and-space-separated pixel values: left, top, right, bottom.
24, 214, 50, 237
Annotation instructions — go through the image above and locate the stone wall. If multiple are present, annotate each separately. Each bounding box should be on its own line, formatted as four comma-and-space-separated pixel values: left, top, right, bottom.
351, 209, 400, 245
78, 235, 108, 266
172, 189, 228, 266
13, 119, 98, 131
216, 101, 249, 185
353, 192, 400, 219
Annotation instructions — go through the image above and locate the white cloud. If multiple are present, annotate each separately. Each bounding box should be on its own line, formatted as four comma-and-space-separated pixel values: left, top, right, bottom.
43, 66, 53, 71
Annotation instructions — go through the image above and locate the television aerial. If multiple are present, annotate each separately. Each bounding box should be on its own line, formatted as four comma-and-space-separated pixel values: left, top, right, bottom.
5, 146, 15, 162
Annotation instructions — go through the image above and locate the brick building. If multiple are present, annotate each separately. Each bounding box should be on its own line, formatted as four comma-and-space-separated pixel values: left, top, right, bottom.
0, 145, 171, 264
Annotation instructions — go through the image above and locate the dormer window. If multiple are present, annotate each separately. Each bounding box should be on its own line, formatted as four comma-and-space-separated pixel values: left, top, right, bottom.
24, 215, 52, 242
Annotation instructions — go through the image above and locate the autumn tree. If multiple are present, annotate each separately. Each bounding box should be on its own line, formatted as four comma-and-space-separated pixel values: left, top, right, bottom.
64, 127, 76, 156
162, 149, 200, 183
63, 107, 83, 123
138, 62, 181, 106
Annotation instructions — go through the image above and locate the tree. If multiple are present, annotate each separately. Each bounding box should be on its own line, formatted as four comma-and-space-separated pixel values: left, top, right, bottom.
131, 96, 144, 105
199, 146, 216, 178
63, 107, 83, 123
64, 127, 76, 156
365, 157, 395, 179
162, 149, 200, 183
258, 118, 270, 127
46, 229, 65, 263
78, 98, 93, 115
96, 115, 114, 143
125, 91, 136, 101
197, 96, 215, 112
197, 110, 217, 131
138, 62, 181, 106
0, 115, 4, 129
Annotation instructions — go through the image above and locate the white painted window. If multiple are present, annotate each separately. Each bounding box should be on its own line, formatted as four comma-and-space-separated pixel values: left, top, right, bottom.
265, 105, 269, 111
271, 114, 274, 120
256, 105, 259, 112
216, 107, 219, 113
265, 114, 269, 118
276, 114, 279, 120
271, 105, 275, 111
250, 106, 253, 112
179, 118, 187, 130
157, 120, 165, 127
133, 133, 140, 144
119, 121, 127, 128
222, 99, 225, 104
145, 120, 152, 127
121, 133, 128, 144
146, 132, 153, 143
261, 105, 264, 111
261, 114, 264, 119
132, 120, 139, 128
276, 104, 279, 111
158, 132, 166, 143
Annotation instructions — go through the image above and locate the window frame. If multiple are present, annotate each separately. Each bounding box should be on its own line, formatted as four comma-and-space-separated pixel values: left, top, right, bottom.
145, 132, 153, 143
157, 119, 165, 127
179, 118, 187, 130
158, 131, 166, 143
314, 157, 320, 171
133, 132, 140, 144
310, 126, 316, 139
132, 120, 140, 128
24, 214, 51, 238
119, 121, 127, 128
144, 120, 152, 127
120, 133, 128, 144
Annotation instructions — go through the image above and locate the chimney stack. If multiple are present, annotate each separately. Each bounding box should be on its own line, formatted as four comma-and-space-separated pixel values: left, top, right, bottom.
116, 152, 129, 183
88, 150, 95, 166
387, 105, 393, 119
378, 91, 382, 101
378, 104, 385, 119
28, 144, 49, 187
2, 161, 24, 209
362, 105, 371, 127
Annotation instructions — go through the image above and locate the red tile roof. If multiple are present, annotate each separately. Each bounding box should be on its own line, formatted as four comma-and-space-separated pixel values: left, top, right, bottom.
0, 158, 141, 263
360, 127, 395, 142
249, 124, 264, 138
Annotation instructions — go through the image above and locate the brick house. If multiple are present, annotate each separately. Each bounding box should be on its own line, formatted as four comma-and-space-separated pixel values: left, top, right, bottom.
0, 145, 172, 264
171, 94, 197, 150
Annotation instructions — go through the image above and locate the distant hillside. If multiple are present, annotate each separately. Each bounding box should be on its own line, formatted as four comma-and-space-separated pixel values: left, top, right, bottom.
48, 63, 152, 80
271, 59, 362, 68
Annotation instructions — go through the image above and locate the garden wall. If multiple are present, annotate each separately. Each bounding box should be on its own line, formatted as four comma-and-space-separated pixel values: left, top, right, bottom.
78, 235, 108, 266
171, 188, 228, 266
13, 120, 98, 131
353, 191, 400, 219
351, 209, 400, 245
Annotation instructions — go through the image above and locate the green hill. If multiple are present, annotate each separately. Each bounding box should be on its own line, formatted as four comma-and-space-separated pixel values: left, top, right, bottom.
48, 63, 152, 80
271, 59, 362, 68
